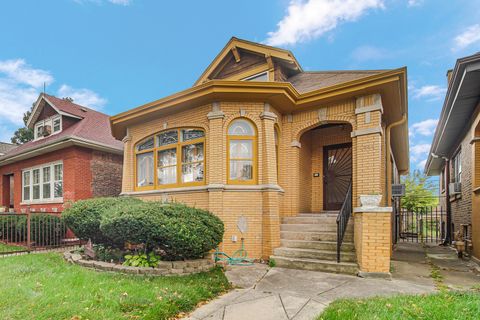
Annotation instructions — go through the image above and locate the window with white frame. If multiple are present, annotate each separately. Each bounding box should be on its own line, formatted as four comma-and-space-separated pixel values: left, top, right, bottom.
34, 115, 62, 140
22, 162, 63, 202
452, 150, 462, 183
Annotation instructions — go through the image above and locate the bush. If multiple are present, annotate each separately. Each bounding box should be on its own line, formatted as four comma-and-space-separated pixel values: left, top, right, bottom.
62, 197, 141, 245
100, 202, 224, 260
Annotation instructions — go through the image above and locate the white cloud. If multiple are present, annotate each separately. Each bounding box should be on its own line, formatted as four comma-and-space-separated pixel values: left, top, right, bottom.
350, 45, 387, 62
265, 0, 384, 46
407, 0, 423, 7
108, 0, 131, 5
57, 84, 107, 110
0, 58, 107, 143
453, 24, 480, 51
409, 119, 438, 137
410, 143, 431, 167
412, 85, 446, 101
416, 159, 427, 169
0, 59, 53, 88
73, 0, 132, 5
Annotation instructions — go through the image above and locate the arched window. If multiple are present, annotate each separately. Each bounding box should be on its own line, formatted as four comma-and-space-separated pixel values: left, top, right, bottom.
135, 128, 205, 190
227, 119, 256, 184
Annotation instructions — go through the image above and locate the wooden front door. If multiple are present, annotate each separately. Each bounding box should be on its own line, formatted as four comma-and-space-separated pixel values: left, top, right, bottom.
323, 143, 352, 210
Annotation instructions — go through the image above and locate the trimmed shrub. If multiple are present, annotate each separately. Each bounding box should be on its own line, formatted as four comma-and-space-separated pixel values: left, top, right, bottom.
62, 197, 141, 244
100, 202, 224, 260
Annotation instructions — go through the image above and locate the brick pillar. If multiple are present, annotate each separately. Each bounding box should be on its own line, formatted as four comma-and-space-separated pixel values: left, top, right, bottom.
354, 206, 392, 276
352, 94, 391, 276
260, 103, 281, 258
207, 102, 226, 251
121, 131, 134, 193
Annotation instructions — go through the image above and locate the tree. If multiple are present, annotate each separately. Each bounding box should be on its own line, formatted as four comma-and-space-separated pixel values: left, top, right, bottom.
11, 104, 34, 144
401, 170, 439, 211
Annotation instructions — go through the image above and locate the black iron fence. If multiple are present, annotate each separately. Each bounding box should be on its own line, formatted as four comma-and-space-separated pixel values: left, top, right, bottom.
394, 206, 446, 243
0, 213, 79, 255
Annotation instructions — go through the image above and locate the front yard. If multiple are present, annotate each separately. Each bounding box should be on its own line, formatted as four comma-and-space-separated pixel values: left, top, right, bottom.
0, 253, 230, 320
0, 242, 27, 253
318, 290, 480, 320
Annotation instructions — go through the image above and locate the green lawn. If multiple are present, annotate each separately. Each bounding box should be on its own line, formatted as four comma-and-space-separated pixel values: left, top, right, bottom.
0, 242, 27, 253
317, 291, 480, 320
0, 253, 230, 320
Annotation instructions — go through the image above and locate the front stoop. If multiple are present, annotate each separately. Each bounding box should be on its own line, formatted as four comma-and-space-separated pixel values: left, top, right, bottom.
271, 213, 358, 275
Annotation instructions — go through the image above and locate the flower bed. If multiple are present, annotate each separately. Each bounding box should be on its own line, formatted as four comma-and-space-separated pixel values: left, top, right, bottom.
63, 250, 215, 276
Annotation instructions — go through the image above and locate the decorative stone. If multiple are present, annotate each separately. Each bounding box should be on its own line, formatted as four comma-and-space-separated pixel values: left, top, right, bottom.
70, 253, 82, 262
186, 260, 200, 268
359, 194, 382, 208
77, 259, 94, 268
93, 261, 113, 271
172, 261, 186, 269
157, 261, 173, 269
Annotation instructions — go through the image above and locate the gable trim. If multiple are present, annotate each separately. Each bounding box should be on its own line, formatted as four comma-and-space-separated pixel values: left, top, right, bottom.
26, 94, 83, 129
194, 37, 302, 86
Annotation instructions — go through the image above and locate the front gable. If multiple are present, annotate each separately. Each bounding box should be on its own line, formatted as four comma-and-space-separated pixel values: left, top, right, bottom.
194, 37, 302, 85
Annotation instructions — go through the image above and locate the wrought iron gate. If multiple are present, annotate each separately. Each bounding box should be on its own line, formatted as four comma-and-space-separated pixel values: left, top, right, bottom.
394, 206, 446, 243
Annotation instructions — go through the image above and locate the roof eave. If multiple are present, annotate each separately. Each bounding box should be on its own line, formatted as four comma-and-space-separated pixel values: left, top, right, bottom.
0, 137, 123, 166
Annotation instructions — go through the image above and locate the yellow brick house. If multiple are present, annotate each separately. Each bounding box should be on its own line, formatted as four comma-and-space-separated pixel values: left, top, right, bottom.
110, 38, 409, 276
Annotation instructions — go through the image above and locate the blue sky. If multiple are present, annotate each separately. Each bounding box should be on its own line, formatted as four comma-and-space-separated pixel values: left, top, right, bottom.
1, 0, 480, 173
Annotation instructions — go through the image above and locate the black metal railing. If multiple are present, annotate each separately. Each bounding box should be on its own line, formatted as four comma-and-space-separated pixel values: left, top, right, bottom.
394, 207, 446, 243
336, 183, 352, 263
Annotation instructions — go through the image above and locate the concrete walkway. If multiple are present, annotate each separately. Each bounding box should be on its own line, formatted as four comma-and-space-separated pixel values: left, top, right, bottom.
185, 243, 480, 320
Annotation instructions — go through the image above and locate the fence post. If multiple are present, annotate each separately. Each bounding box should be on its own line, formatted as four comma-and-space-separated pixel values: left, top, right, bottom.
27, 212, 31, 250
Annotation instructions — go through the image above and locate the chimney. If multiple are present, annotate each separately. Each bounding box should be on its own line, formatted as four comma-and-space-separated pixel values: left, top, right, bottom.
446, 69, 453, 84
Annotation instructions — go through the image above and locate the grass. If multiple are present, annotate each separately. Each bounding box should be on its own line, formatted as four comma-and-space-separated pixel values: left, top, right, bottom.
0, 253, 230, 320
317, 291, 480, 320
0, 242, 27, 253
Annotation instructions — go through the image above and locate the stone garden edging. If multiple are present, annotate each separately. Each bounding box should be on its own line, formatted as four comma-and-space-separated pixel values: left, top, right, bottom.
63, 250, 215, 276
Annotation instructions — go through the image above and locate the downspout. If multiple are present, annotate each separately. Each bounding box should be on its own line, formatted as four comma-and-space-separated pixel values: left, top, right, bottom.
385, 114, 407, 206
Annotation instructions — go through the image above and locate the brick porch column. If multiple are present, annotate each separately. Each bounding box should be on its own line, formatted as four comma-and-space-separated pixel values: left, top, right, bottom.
352, 94, 391, 276
206, 102, 225, 248
354, 206, 392, 276
260, 103, 281, 258
121, 132, 134, 193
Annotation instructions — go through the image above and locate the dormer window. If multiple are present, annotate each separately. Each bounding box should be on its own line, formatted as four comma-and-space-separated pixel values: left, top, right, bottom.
34, 115, 62, 140
242, 71, 269, 81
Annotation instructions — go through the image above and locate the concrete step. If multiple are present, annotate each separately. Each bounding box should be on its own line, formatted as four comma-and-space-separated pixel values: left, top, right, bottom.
298, 212, 339, 217
281, 239, 355, 252
280, 231, 353, 242
282, 216, 339, 224
273, 247, 357, 263
280, 223, 353, 232
271, 255, 359, 275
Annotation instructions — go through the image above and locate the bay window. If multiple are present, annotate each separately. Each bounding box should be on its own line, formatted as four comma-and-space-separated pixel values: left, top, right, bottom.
22, 162, 63, 203
227, 119, 257, 184
135, 128, 205, 190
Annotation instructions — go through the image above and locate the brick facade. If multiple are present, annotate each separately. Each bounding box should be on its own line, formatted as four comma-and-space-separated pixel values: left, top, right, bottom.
0, 146, 122, 213
120, 93, 398, 267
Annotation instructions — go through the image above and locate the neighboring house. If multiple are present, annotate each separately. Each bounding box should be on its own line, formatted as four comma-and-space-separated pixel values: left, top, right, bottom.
0, 93, 123, 213
425, 52, 480, 260
111, 37, 409, 275
0, 143, 17, 156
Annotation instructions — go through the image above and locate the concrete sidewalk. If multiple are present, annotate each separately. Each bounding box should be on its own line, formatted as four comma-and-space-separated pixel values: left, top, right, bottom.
185, 243, 480, 320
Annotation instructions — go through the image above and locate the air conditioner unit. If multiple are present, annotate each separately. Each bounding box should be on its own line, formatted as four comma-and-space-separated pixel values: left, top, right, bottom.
449, 182, 462, 194
391, 184, 406, 197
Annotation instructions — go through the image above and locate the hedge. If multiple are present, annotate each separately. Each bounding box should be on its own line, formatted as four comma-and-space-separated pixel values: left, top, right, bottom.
62, 197, 141, 244
100, 202, 224, 260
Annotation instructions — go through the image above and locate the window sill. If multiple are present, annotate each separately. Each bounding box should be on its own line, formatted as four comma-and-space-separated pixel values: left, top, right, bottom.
473, 186, 480, 194
449, 194, 461, 203
124, 184, 284, 196
20, 198, 63, 205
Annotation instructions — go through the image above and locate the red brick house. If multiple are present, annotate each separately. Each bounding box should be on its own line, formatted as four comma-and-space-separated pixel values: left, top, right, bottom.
0, 93, 123, 213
